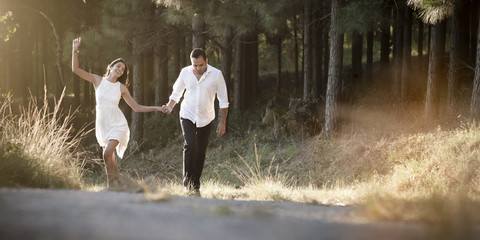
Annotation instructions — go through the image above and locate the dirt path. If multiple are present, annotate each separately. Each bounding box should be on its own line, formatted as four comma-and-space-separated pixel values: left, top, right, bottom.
0, 188, 472, 240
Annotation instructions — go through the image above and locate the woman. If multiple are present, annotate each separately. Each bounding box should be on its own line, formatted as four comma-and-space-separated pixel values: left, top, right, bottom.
72, 37, 165, 189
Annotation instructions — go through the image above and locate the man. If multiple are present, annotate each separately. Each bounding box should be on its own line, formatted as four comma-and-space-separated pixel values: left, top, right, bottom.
163, 48, 229, 196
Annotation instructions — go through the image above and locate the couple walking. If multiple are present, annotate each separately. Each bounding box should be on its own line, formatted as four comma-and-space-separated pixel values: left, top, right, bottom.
72, 37, 229, 195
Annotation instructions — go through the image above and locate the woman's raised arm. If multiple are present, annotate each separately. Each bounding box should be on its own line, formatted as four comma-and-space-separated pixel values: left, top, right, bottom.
72, 37, 102, 87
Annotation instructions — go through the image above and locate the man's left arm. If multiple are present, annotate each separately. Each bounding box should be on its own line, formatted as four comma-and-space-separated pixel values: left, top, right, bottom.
216, 108, 228, 137
216, 71, 229, 137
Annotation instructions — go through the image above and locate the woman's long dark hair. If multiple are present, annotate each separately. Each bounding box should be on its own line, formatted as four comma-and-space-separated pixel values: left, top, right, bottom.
104, 58, 129, 85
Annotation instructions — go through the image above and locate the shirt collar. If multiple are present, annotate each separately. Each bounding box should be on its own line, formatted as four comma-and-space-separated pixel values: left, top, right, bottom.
189, 64, 212, 74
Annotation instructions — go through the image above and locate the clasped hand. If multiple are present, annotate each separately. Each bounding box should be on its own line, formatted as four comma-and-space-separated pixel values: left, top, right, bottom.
159, 105, 172, 115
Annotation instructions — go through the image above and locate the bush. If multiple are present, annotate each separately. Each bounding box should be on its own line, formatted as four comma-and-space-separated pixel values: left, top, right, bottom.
0, 91, 86, 189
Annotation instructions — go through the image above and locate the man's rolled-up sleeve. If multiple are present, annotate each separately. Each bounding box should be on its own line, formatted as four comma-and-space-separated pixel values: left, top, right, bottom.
170, 70, 186, 102
217, 72, 229, 109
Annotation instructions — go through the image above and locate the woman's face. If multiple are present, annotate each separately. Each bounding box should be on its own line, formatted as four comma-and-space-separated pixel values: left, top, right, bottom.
110, 62, 126, 78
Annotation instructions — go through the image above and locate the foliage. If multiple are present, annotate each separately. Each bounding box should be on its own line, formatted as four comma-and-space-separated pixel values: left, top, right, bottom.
408, 0, 455, 24
338, 0, 384, 34
0, 11, 17, 41
0, 91, 86, 188
252, 0, 299, 40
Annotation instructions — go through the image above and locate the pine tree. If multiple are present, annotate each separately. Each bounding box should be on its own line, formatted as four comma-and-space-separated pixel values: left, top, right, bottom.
470, 3, 480, 118
325, 0, 343, 134
408, 0, 458, 121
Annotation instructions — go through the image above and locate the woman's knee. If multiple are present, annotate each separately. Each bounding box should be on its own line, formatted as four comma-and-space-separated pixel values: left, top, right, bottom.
103, 140, 118, 160
103, 147, 115, 161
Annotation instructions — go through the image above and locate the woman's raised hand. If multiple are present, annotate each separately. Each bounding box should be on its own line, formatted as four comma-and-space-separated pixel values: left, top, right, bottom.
72, 37, 82, 51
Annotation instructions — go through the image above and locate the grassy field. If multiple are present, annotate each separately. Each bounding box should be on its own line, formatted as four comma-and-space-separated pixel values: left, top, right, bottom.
1, 84, 480, 228
117, 85, 480, 226
0, 90, 86, 189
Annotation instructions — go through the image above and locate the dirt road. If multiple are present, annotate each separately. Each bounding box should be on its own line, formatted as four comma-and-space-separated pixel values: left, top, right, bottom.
0, 188, 474, 240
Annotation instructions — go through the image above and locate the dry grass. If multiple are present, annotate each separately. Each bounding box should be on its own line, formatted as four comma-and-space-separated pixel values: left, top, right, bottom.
136, 90, 480, 228
0, 90, 87, 188
13, 78, 468, 227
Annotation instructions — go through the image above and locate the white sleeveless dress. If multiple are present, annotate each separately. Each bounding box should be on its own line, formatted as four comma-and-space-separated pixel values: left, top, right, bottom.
95, 78, 130, 158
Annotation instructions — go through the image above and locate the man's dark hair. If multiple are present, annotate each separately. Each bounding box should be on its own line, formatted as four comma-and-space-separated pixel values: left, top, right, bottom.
190, 48, 207, 60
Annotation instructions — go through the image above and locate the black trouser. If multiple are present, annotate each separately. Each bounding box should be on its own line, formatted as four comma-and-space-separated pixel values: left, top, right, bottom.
180, 118, 212, 190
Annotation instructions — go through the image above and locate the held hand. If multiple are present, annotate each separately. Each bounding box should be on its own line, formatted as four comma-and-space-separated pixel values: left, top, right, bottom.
72, 37, 82, 51
161, 105, 172, 115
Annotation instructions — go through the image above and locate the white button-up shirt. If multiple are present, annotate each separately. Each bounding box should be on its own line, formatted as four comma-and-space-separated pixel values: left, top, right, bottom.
169, 64, 229, 127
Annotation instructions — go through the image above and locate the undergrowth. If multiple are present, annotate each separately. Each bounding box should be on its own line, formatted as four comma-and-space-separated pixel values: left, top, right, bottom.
0, 90, 87, 188
120, 83, 480, 229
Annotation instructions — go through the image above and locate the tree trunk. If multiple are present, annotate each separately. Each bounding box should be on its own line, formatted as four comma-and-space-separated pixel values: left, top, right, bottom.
34, 29, 41, 101
294, 16, 300, 90
380, 1, 391, 65
470, 1, 479, 66
276, 37, 282, 93
83, 51, 93, 116
303, 0, 312, 101
233, 35, 243, 111
418, 20, 424, 62
13, 38, 21, 100
425, 21, 446, 121
131, 40, 144, 145
41, 26, 48, 101
5, 40, 14, 97
323, 25, 329, 87
54, 14, 65, 99
325, 0, 343, 134
20, 25, 32, 105
240, 38, 247, 110
427, 25, 431, 55
174, 32, 181, 75
155, 43, 169, 117
366, 30, 373, 85
73, 73, 80, 107
312, 1, 323, 98
143, 51, 154, 105
447, 8, 460, 114
392, 2, 404, 97
351, 30, 363, 85
470, 5, 480, 118
192, 13, 205, 49
0, 42, 5, 93
221, 17, 233, 98
243, 33, 258, 109
183, 34, 190, 65
83, 64, 91, 116
400, 5, 412, 101
129, 0, 145, 146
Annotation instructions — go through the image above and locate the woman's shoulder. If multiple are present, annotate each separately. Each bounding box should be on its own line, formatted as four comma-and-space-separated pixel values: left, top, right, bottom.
93, 76, 105, 89
119, 82, 128, 92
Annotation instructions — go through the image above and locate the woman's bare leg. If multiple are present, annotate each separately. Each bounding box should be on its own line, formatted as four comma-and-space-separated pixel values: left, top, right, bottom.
111, 152, 124, 186
103, 140, 122, 189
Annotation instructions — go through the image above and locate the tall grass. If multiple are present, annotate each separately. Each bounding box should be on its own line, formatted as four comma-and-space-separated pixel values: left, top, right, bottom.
0, 90, 87, 188
360, 121, 480, 223
104, 78, 480, 229
138, 103, 480, 228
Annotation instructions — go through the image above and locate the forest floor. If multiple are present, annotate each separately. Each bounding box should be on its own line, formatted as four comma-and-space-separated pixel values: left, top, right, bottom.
1, 188, 476, 240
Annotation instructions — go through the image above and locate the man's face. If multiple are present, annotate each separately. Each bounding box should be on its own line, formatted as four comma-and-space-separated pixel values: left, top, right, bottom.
191, 56, 208, 75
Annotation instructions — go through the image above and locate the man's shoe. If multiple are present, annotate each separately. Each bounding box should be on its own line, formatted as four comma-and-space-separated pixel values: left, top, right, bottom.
185, 187, 201, 197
